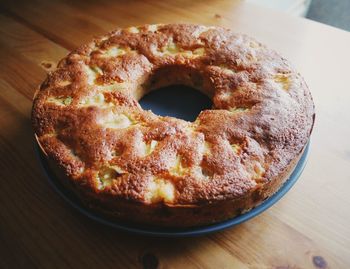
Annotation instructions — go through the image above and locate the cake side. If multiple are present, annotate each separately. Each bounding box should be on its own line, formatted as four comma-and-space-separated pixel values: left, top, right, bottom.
42, 140, 305, 227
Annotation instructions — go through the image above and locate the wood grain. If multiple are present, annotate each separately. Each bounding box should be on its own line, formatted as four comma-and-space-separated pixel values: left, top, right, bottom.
0, 0, 349, 268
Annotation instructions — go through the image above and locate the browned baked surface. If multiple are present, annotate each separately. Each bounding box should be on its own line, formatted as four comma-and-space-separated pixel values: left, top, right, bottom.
32, 24, 315, 227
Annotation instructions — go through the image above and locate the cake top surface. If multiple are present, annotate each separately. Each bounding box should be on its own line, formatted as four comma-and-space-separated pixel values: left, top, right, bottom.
32, 24, 315, 205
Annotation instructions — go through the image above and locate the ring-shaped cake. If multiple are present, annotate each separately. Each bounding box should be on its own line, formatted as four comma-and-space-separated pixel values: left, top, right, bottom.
32, 24, 315, 227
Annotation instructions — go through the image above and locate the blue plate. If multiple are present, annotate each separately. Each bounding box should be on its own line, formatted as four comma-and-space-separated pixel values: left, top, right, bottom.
36, 85, 310, 237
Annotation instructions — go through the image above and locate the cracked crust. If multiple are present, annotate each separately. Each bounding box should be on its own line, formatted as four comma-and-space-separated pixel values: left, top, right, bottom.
32, 24, 315, 227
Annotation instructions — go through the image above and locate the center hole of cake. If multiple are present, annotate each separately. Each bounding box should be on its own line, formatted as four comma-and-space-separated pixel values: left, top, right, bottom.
139, 85, 212, 122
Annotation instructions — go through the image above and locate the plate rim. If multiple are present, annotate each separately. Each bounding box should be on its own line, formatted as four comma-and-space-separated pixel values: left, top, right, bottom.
35, 142, 310, 237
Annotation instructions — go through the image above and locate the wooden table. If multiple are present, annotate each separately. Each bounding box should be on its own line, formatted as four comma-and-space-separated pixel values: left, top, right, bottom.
0, 0, 349, 268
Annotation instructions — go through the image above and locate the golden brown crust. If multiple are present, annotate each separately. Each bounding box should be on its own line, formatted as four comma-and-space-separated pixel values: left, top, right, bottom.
32, 24, 315, 227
